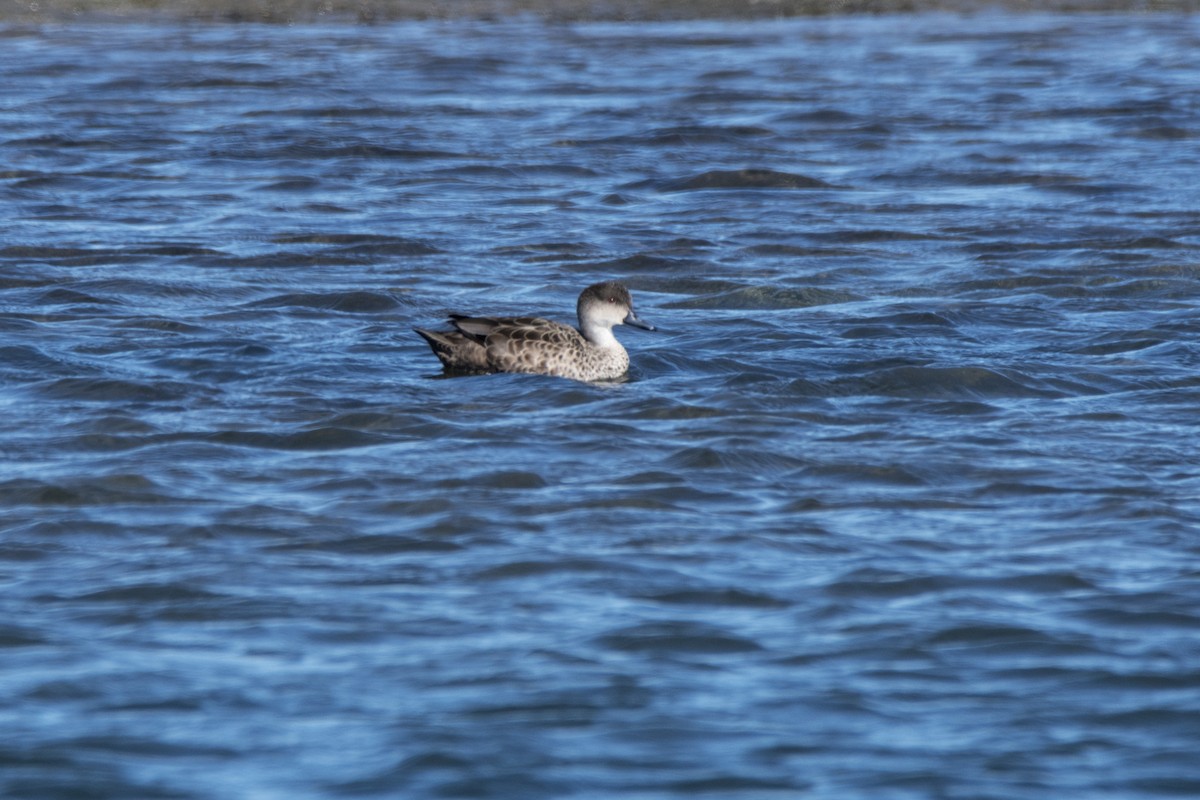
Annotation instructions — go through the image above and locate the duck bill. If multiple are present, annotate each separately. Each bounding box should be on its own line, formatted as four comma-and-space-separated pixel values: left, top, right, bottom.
623, 310, 656, 331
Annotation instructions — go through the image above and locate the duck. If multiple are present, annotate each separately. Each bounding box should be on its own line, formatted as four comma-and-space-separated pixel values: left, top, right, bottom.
414, 280, 655, 382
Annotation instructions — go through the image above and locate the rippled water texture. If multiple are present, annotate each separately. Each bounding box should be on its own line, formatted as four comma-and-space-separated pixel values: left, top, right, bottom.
3, 12, 1200, 799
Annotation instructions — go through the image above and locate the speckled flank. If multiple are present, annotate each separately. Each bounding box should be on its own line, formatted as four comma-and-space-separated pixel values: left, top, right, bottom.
415, 281, 650, 382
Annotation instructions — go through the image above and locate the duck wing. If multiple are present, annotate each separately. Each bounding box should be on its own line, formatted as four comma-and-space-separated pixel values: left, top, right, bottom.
413, 325, 491, 371
450, 316, 585, 375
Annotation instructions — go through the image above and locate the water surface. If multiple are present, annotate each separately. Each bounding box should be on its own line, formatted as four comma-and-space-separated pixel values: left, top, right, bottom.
2, 12, 1200, 799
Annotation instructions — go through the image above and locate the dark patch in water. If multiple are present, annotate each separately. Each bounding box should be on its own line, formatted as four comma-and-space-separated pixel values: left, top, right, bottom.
649, 168, 835, 191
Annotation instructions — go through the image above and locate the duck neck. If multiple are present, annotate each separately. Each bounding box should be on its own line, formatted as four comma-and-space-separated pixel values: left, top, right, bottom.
580, 320, 621, 350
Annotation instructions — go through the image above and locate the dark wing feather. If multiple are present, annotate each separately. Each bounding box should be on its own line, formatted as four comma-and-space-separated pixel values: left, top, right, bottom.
447, 315, 502, 341
413, 327, 491, 371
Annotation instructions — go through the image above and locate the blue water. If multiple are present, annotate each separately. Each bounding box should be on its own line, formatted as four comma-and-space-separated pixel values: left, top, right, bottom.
2, 11, 1200, 799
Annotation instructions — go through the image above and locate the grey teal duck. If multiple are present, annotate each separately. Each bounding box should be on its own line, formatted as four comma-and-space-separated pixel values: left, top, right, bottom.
415, 281, 655, 382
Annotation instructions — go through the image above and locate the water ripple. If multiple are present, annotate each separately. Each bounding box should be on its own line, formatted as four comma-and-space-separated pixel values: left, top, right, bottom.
2, 12, 1200, 800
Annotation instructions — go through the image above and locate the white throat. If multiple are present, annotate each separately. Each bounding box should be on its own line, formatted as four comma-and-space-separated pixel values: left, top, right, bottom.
580, 320, 621, 350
